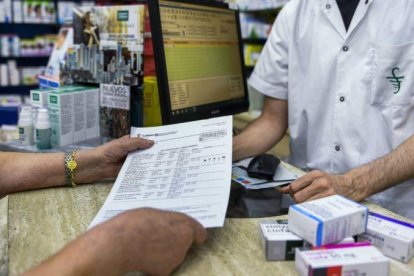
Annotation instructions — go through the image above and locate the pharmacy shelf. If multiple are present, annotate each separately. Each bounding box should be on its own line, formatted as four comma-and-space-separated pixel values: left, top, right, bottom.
0, 56, 50, 66
0, 22, 61, 27
0, 23, 60, 38
235, 0, 288, 12
0, 85, 38, 95
0, 21, 57, 96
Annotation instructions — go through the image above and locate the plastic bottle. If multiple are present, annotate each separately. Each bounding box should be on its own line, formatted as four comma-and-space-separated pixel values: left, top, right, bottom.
35, 108, 51, 150
18, 106, 34, 146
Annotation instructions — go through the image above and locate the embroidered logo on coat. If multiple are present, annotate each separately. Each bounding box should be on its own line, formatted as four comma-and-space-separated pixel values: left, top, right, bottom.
386, 67, 404, 94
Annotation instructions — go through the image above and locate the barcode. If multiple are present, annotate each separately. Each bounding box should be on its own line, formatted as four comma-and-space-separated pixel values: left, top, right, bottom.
199, 130, 227, 141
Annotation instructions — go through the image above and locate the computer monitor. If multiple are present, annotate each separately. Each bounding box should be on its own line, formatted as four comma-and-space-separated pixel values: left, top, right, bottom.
148, 0, 249, 125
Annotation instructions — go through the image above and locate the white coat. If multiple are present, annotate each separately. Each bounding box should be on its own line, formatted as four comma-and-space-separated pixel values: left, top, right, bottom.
249, 0, 414, 219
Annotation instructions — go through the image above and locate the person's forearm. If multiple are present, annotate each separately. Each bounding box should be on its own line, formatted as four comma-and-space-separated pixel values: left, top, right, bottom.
0, 149, 108, 196
233, 97, 288, 161
344, 135, 414, 198
0, 152, 65, 196
23, 223, 126, 276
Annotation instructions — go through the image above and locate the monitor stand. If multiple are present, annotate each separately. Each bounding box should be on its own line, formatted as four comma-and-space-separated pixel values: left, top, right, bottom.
226, 181, 296, 218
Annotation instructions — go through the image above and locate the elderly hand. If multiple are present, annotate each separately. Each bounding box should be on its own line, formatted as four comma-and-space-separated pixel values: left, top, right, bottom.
280, 170, 367, 203
101, 208, 208, 275
75, 135, 154, 183
26, 208, 207, 276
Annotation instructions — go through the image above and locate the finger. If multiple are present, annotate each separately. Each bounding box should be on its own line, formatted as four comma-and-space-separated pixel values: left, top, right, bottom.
280, 185, 290, 194
288, 177, 312, 195
292, 184, 323, 203
291, 176, 333, 203
118, 135, 154, 152
192, 222, 208, 244
289, 170, 323, 194
306, 190, 336, 202
180, 215, 207, 244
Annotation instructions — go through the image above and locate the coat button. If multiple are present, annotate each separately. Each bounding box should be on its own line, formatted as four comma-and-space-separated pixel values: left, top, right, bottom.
335, 146, 341, 151
326, 4, 331, 9
343, 46, 349, 52
340, 96, 345, 102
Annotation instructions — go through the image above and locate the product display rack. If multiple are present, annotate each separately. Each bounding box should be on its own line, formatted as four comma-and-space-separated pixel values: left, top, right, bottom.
0, 0, 85, 97
234, 1, 287, 75
0, 22, 60, 96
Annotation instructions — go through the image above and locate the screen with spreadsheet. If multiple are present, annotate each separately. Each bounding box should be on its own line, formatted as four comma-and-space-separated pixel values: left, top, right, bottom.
149, 0, 249, 124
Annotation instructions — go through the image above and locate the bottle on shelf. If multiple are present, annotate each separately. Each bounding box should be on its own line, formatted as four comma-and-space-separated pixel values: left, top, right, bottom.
35, 108, 51, 150
18, 106, 34, 145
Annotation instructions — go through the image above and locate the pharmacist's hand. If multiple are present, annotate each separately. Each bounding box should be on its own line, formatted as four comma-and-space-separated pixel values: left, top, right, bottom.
280, 170, 361, 202
92, 208, 207, 275
25, 208, 207, 276
76, 135, 154, 183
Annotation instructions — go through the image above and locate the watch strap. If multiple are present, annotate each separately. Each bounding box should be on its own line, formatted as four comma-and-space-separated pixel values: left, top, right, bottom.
65, 150, 78, 188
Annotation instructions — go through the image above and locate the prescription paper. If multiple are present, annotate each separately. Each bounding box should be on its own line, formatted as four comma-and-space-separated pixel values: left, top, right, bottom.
89, 116, 233, 229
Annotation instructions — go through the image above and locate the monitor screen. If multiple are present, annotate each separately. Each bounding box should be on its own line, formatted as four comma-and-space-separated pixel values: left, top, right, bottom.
149, 0, 249, 124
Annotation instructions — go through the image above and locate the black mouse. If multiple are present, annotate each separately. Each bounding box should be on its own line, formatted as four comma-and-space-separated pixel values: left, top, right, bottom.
247, 154, 280, 180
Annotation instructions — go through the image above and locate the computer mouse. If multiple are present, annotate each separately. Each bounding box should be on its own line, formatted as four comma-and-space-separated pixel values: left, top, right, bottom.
247, 154, 281, 180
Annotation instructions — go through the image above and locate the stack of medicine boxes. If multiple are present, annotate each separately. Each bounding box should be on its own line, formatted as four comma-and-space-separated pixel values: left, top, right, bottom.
30, 85, 100, 147
259, 195, 414, 276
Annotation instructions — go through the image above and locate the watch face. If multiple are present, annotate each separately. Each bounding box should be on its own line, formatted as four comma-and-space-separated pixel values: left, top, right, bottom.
67, 160, 77, 171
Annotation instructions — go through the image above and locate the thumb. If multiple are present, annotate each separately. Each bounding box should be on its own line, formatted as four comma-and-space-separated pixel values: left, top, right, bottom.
117, 135, 154, 153
192, 222, 207, 244
280, 185, 290, 194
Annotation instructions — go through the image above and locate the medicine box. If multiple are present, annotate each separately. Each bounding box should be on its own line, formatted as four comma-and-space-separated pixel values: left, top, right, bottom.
83, 86, 100, 140
288, 195, 368, 246
303, 236, 355, 249
48, 86, 99, 146
31, 88, 54, 108
259, 220, 356, 261
358, 212, 414, 263
295, 243, 389, 276
259, 220, 304, 261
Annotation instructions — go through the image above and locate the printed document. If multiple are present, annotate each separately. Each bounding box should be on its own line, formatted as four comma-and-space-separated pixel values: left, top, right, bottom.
89, 116, 233, 229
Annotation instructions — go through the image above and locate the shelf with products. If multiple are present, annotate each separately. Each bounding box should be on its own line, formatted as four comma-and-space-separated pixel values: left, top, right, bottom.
0, 0, 95, 97
0, 56, 50, 65
234, 0, 288, 11
0, 0, 60, 96
226, 0, 288, 71
0, 85, 39, 95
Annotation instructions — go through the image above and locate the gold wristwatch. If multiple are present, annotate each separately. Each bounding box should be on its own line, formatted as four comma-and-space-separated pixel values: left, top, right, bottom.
65, 150, 78, 188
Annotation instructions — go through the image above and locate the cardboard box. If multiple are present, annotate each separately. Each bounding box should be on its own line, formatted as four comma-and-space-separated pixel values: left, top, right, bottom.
288, 195, 368, 246
358, 212, 414, 263
295, 243, 389, 276
84, 87, 100, 140
259, 219, 356, 261
259, 220, 304, 261
48, 89, 74, 147
30, 88, 53, 108
48, 85, 99, 146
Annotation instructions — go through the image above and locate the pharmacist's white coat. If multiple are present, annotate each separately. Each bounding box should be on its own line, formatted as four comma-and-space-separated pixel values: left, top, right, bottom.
249, 0, 414, 219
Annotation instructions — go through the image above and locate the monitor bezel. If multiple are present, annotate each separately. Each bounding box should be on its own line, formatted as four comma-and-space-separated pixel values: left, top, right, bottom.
148, 0, 249, 125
